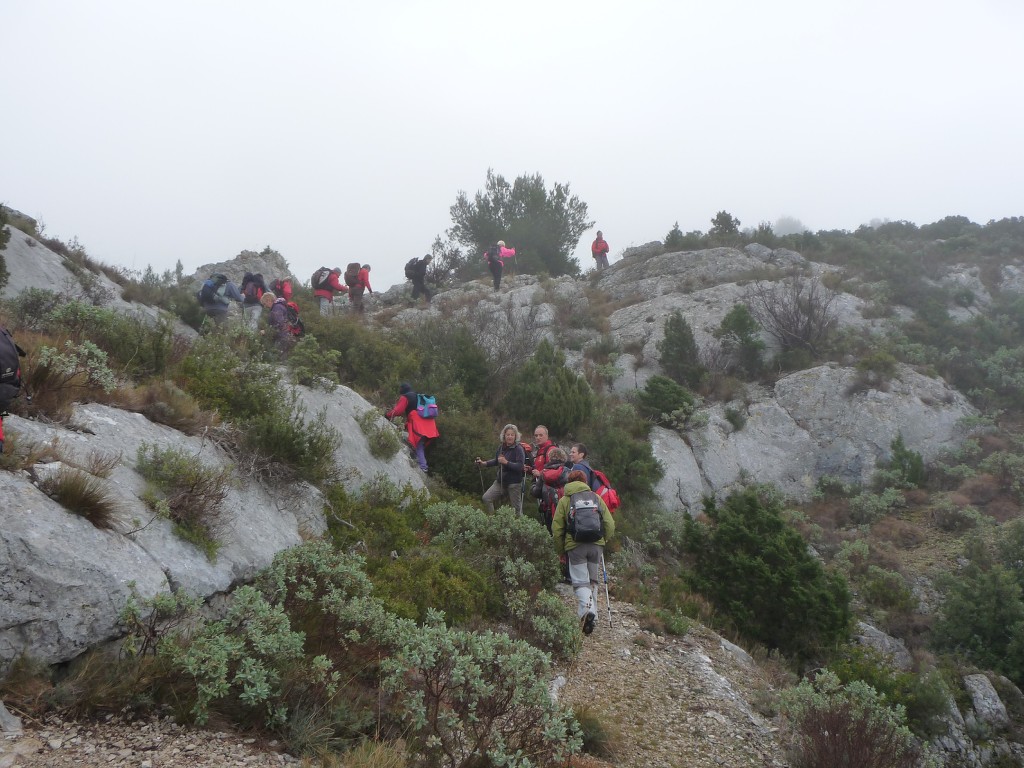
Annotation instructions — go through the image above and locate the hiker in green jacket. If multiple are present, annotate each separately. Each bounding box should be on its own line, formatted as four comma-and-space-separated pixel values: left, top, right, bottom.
552, 470, 615, 636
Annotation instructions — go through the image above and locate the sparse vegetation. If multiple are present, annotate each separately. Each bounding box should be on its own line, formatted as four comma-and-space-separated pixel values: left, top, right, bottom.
38, 465, 120, 529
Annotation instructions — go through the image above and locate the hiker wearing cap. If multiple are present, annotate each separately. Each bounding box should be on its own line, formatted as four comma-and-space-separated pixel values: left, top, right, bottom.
348, 264, 373, 313
385, 382, 439, 472
313, 267, 348, 316
592, 231, 610, 270
475, 424, 527, 514
409, 254, 433, 303
483, 240, 516, 291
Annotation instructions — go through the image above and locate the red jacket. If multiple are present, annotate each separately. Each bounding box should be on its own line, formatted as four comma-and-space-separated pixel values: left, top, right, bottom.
385, 392, 440, 446
313, 271, 349, 301
592, 237, 610, 258
356, 268, 372, 293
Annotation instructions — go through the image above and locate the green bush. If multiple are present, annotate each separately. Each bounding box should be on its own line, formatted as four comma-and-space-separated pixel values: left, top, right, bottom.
160, 585, 322, 728
582, 402, 664, 500
355, 409, 403, 460
502, 339, 594, 436
848, 487, 905, 525
716, 303, 765, 377
636, 375, 696, 428
425, 501, 559, 592
507, 589, 581, 661
658, 310, 705, 388
323, 478, 427, 558
381, 612, 581, 768
874, 434, 926, 490
373, 550, 501, 625
683, 488, 851, 662
932, 561, 1024, 687
780, 670, 920, 768
422, 401, 495, 495
287, 334, 341, 388
828, 645, 950, 737
136, 443, 231, 560
240, 398, 341, 484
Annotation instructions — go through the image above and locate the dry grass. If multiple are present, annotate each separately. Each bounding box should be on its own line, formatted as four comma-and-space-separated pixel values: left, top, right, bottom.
0, 432, 61, 472
38, 466, 120, 529
112, 380, 219, 435
309, 740, 410, 767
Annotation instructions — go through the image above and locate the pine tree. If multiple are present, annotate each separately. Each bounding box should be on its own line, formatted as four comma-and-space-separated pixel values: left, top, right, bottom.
502, 340, 593, 435
657, 310, 705, 388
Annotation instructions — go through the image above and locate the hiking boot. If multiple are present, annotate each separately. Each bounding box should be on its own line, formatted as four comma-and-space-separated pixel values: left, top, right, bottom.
582, 612, 596, 636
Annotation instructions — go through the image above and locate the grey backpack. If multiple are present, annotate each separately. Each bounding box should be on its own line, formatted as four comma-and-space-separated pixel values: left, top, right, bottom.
567, 490, 603, 543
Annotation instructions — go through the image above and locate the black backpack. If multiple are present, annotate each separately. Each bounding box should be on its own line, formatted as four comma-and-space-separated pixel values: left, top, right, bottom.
404, 257, 420, 280
485, 244, 501, 265
0, 327, 26, 414
567, 489, 604, 543
312, 267, 331, 289
343, 262, 361, 286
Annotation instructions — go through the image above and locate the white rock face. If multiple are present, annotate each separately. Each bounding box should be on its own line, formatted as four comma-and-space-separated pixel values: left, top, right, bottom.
1, 225, 196, 337
653, 363, 976, 510
964, 674, 1010, 730
0, 382, 425, 672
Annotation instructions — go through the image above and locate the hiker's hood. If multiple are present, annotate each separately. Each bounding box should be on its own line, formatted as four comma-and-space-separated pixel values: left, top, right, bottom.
563, 480, 592, 495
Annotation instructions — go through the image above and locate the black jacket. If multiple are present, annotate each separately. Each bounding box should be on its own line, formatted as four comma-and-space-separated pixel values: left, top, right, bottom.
484, 442, 526, 486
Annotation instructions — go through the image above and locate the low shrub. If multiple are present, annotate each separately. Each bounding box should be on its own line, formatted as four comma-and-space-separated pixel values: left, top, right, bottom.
848, 488, 905, 525
123, 380, 218, 434
240, 400, 340, 484
323, 478, 428, 558
27, 340, 118, 420
506, 588, 581, 661
38, 466, 119, 529
355, 409, 403, 460
373, 550, 501, 625
828, 645, 951, 737
381, 612, 581, 768
287, 334, 341, 389
780, 670, 920, 768
160, 585, 317, 728
136, 443, 231, 560
424, 501, 559, 592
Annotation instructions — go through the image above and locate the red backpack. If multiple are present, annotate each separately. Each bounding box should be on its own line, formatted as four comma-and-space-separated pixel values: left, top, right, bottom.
591, 468, 620, 513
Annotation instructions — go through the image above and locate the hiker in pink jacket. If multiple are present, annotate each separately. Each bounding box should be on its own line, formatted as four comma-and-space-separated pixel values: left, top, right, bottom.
483, 240, 516, 291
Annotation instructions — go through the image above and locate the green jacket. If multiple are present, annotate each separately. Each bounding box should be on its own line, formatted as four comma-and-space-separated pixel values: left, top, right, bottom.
553, 480, 615, 555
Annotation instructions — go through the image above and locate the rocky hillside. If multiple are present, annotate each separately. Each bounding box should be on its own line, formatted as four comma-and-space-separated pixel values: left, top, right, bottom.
3, 220, 1024, 767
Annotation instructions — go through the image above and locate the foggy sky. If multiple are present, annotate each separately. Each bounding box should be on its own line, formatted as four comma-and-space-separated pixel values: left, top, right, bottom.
2, 0, 1021, 293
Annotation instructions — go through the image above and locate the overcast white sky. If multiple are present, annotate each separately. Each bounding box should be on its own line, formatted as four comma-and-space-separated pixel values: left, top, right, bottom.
3, 1, 1021, 292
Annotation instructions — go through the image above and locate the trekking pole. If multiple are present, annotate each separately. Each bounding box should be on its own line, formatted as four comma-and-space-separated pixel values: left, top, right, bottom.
600, 549, 612, 627
518, 476, 526, 517
478, 465, 486, 495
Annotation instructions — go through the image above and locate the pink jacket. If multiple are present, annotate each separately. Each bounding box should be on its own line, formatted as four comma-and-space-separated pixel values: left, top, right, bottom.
483, 246, 516, 264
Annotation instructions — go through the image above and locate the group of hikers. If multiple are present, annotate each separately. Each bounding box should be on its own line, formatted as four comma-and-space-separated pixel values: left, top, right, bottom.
384, 382, 617, 637
402, 229, 612, 304
198, 228, 610, 324
197, 273, 304, 350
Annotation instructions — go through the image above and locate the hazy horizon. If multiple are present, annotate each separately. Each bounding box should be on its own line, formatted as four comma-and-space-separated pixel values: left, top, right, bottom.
3, 1, 1021, 293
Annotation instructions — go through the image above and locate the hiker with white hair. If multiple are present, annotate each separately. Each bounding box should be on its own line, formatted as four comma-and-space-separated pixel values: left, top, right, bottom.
475, 423, 527, 513
483, 239, 516, 291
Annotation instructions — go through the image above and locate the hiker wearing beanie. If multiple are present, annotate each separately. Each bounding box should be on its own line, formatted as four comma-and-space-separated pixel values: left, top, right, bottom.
385, 382, 439, 472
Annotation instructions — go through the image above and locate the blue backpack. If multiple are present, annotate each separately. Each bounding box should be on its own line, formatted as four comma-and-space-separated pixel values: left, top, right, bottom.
416, 394, 438, 419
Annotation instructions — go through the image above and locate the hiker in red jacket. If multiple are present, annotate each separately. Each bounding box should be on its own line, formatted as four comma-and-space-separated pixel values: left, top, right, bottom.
313, 268, 348, 316
385, 382, 439, 472
349, 264, 373, 313
592, 231, 610, 270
